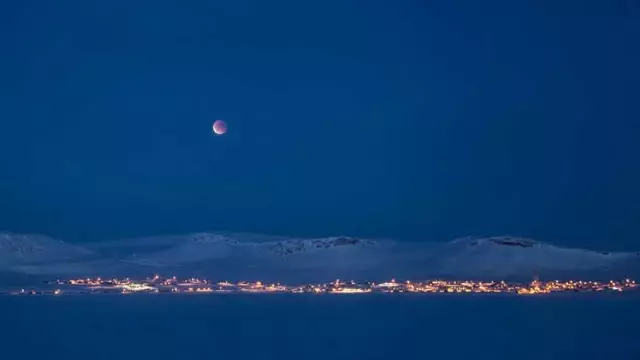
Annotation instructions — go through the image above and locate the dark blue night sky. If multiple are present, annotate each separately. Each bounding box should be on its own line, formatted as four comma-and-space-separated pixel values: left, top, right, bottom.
1, 1, 639, 250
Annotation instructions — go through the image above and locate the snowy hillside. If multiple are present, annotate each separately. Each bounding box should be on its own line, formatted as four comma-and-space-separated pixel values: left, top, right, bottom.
122, 235, 388, 275
263, 237, 376, 257
0, 232, 93, 266
429, 236, 637, 279
1, 232, 638, 282
123, 233, 242, 266
116, 233, 640, 280
86, 233, 240, 261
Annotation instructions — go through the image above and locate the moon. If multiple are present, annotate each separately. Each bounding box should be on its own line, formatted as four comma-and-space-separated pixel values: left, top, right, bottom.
212, 120, 228, 135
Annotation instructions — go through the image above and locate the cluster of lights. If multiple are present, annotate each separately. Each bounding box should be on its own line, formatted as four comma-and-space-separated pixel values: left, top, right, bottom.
9, 276, 637, 296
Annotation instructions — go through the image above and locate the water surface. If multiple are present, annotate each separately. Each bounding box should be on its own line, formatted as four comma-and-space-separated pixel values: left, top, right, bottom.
4, 293, 639, 359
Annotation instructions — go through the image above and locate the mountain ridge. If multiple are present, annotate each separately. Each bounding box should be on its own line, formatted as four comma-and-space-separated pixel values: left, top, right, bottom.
1, 231, 638, 282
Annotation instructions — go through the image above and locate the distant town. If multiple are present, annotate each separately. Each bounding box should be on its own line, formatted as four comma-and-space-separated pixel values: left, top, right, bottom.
3, 275, 638, 296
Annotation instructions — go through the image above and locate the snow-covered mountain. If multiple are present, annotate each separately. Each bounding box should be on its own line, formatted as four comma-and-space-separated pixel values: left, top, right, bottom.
0, 232, 93, 266
428, 236, 638, 279
1, 232, 639, 282
124, 235, 381, 264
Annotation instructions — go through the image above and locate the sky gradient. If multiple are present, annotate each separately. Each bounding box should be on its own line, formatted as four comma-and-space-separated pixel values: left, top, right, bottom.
1, 1, 639, 250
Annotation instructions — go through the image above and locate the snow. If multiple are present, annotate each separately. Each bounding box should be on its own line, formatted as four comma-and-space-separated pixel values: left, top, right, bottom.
0, 232, 93, 266
430, 236, 634, 278
1, 232, 638, 281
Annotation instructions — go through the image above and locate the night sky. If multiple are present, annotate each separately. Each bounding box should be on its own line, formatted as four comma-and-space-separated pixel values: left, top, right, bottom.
1, 1, 639, 250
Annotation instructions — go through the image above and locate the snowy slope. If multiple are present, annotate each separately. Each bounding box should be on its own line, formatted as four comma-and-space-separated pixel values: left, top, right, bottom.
123, 235, 388, 270
0, 232, 93, 266
86, 233, 239, 261
428, 236, 638, 278
111, 233, 640, 280
1, 232, 638, 281
123, 233, 242, 266
110, 234, 411, 282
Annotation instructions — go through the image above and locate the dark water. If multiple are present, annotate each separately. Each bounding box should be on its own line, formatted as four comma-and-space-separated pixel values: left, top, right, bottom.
3, 293, 640, 359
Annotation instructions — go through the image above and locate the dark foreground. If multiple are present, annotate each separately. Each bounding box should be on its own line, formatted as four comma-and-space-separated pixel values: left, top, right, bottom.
4, 293, 640, 360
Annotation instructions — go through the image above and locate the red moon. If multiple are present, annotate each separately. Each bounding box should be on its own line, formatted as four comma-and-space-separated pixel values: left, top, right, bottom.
212, 120, 228, 135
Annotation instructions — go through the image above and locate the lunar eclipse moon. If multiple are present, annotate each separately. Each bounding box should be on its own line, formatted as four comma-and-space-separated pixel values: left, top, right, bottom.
212, 120, 228, 135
